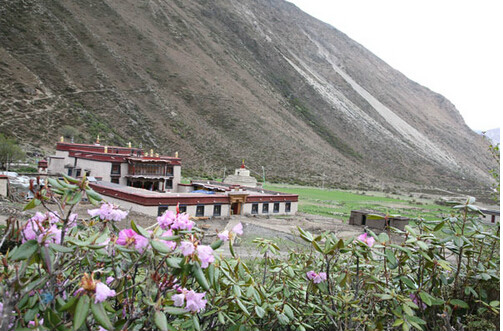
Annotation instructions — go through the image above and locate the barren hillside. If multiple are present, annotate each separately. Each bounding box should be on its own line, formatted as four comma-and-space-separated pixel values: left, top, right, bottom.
0, 0, 496, 192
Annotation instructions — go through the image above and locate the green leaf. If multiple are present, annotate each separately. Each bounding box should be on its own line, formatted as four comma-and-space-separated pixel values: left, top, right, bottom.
218, 311, 226, 324
192, 315, 201, 331
450, 299, 469, 309
255, 306, 265, 318
166, 257, 182, 269
378, 233, 389, 244
154, 310, 169, 331
131, 220, 150, 238
416, 241, 428, 250
192, 262, 210, 291
58, 296, 78, 312
211, 239, 224, 250
297, 227, 313, 242
67, 191, 82, 205
165, 306, 188, 315
283, 304, 294, 320
418, 291, 432, 306
62, 174, 80, 184
151, 240, 172, 254
235, 298, 250, 316
41, 245, 53, 273
404, 225, 417, 236
85, 189, 103, 202
49, 243, 75, 253
392, 319, 404, 327
91, 301, 114, 331
10, 240, 38, 261
73, 295, 90, 331
385, 249, 397, 268
23, 198, 40, 211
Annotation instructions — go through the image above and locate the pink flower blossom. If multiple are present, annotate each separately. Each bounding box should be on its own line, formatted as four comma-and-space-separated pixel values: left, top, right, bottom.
116, 229, 149, 253
217, 223, 243, 242
88, 203, 128, 222
94, 282, 116, 304
171, 213, 194, 231
157, 210, 176, 230
357, 233, 375, 248
180, 241, 195, 256
106, 276, 115, 285
185, 290, 207, 313
217, 230, 229, 241
306, 270, 327, 283
67, 213, 78, 228
158, 229, 176, 250
196, 245, 214, 268
172, 293, 185, 307
232, 223, 243, 235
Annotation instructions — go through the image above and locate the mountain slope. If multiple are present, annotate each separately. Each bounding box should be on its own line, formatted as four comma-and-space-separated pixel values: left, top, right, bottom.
0, 0, 496, 191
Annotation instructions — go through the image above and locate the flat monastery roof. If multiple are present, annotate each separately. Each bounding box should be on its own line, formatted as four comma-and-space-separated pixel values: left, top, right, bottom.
89, 181, 298, 206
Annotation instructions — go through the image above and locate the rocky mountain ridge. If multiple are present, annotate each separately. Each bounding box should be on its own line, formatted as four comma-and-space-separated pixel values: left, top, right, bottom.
0, 0, 496, 192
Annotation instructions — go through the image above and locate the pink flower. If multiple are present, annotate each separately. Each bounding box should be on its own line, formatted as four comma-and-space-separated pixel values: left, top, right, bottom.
180, 241, 195, 256
232, 223, 243, 235
217, 223, 243, 242
357, 233, 375, 248
116, 229, 149, 253
196, 245, 214, 268
306, 270, 327, 283
157, 210, 176, 230
172, 293, 185, 307
67, 213, 78, 228
88, 203, 128, 222
171, 213, 194, 231
185, 290, 207, 313
106, 276, 115, 285
306, 271, 317, 280
217, 230, 229, 241
171, 289, 207, 313
94, 282, 116, 304
158, 229, 176, 250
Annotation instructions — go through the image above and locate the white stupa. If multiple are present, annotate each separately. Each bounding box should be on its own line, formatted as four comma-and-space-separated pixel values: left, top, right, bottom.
223, 160, 257, 188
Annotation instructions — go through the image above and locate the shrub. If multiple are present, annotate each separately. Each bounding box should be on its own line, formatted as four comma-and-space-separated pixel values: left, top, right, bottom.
0, 176, 498, 330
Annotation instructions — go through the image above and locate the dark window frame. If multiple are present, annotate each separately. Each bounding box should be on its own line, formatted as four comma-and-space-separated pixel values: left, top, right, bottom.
196, 205, 205, 217
273, 202, 280, 213
111, 163, 121, 175
285, 202, 291, 213
262, 203, 269, 214
213, 204, 221, 217
251, 203, 259, 214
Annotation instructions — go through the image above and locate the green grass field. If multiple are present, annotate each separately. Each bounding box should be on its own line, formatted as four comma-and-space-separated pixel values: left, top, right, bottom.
263, 183, 451, 222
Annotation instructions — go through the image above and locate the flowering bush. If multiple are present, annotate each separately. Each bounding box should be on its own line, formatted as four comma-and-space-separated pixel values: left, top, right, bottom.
0, 176, 499, 331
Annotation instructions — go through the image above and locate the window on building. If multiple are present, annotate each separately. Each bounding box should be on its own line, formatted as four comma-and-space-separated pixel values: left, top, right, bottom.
111, 178, 119, 184
196, 205, 205, 217
262, 203, 269, 214
158, 206, 169, 216
67, 168, 73, 176
179, 205, 187, 213
285, 202, 291, 213
213, 205, 221, 217
251, 203, 258, 214
75, 169, 82, 177
166, 166, 173, 176
273, 202, 280, 213
85, 170, 91, 176
111, 163, 121, 174
166, 179, 173, 189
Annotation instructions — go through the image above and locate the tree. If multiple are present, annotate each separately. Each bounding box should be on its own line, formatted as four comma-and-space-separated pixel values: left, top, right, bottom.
0, 134, 25, 171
